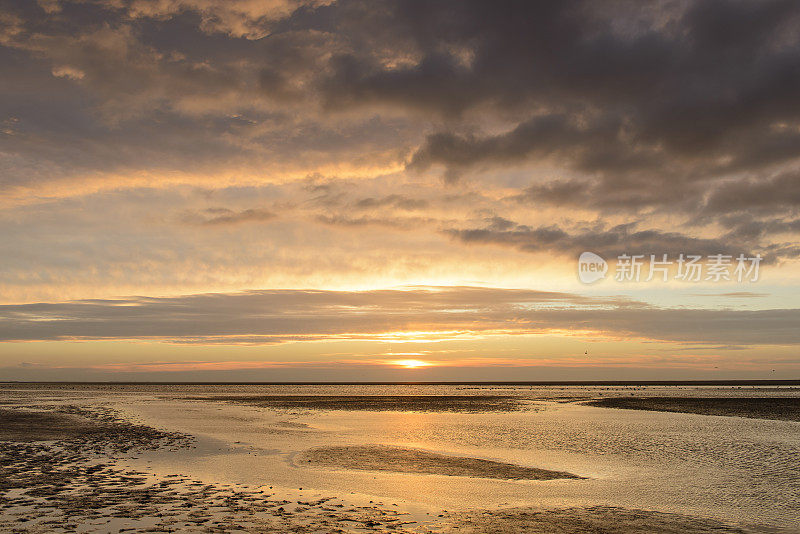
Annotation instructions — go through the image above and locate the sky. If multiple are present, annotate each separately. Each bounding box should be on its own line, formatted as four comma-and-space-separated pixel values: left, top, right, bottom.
0, 0, 799, 381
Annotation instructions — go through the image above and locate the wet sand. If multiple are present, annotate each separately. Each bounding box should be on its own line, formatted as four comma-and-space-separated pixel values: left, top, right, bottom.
184, 394, 523, 412
435, 506, 758, 533
0, 406, 421, 533
0, 395, 786, 532
584, 397, 800, 421
297, 445, 583, 480
0, 408, 105, 441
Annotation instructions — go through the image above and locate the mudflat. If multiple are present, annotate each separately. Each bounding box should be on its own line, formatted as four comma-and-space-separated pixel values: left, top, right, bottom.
584, 397, 800, 421
435, 506, 760, 533
0, 408, 105, 441
0, 385, 792, 533
297, 445, 583, 480
185, 394, 523, 412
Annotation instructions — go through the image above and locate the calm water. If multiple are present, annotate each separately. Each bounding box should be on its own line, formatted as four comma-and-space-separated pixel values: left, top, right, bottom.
2, 383, 799, 530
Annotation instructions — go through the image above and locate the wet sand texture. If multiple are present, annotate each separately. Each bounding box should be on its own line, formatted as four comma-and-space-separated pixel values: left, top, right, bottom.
0, 408, 104, 441
0, 407, 417, 533
0, 407, 192, 450
0, 406, 774, 533
186, 394, 522, 412
297, 445, 583, 480
434, 506, 759, 533
584, 397, 800, 421
0, 440, 421, 533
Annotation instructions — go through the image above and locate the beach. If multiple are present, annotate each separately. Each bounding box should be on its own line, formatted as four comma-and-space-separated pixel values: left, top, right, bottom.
1, 383, 798, 532
4, 0, 800, 531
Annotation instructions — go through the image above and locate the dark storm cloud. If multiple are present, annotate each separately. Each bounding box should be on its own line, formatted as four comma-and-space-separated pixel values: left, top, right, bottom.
0, 287, 797, 346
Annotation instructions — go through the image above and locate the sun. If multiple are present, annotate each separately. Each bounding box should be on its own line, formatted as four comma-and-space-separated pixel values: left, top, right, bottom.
392, 359, 432, 369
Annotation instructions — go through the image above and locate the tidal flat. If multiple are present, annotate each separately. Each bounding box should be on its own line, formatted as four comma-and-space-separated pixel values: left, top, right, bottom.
583, 396, 800, 421
0, 383, 798, 532
182, 394, 523, 412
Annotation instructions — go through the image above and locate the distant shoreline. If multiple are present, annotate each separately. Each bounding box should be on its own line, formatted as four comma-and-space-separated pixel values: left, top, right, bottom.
1, 380, 799, 386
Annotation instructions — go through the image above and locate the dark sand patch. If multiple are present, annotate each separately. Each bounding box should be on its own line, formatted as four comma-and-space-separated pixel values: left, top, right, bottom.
0, 406, 193, 452
584, 397, 800, 422
186, 394, 523, 412
297, 445, 583, 480
0, 408, 106, 441
274, 420, 312, 428
434, 506, 764, 533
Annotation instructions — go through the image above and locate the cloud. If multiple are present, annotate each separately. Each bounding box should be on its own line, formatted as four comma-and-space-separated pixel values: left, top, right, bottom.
314, 213, 440, 229
354, 194, 428, 211
3, 0, 800, 209
407, 114, 664, 180
0, 0, 798, 318
510, 171, 800, 229
689, 292, 769, 298
183, 207, 276, 225
0, 0, 414, 194
704, 171, 800, 214
444, 218, 759, 260
377, 0, 800, 219
0, 287, 797, 347
126, 0, 320, 39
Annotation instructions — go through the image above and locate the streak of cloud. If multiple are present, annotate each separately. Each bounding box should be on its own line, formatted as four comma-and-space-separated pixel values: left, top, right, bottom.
0, 287, 797, 347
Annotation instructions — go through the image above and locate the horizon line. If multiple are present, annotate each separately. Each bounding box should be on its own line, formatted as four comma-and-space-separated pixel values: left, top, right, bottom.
1, 380, 798, 386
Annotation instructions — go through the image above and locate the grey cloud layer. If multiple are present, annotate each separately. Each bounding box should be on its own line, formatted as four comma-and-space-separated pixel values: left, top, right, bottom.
1, 287, 798, 346
0, 0, 798, 291
445, 218, 755, 261
3, 1, 800, 184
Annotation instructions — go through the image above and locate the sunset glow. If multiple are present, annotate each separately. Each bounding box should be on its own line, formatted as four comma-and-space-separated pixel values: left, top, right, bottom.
3, 3, 799, 532
0, 0, 798, 382
391, 359, 433, 369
